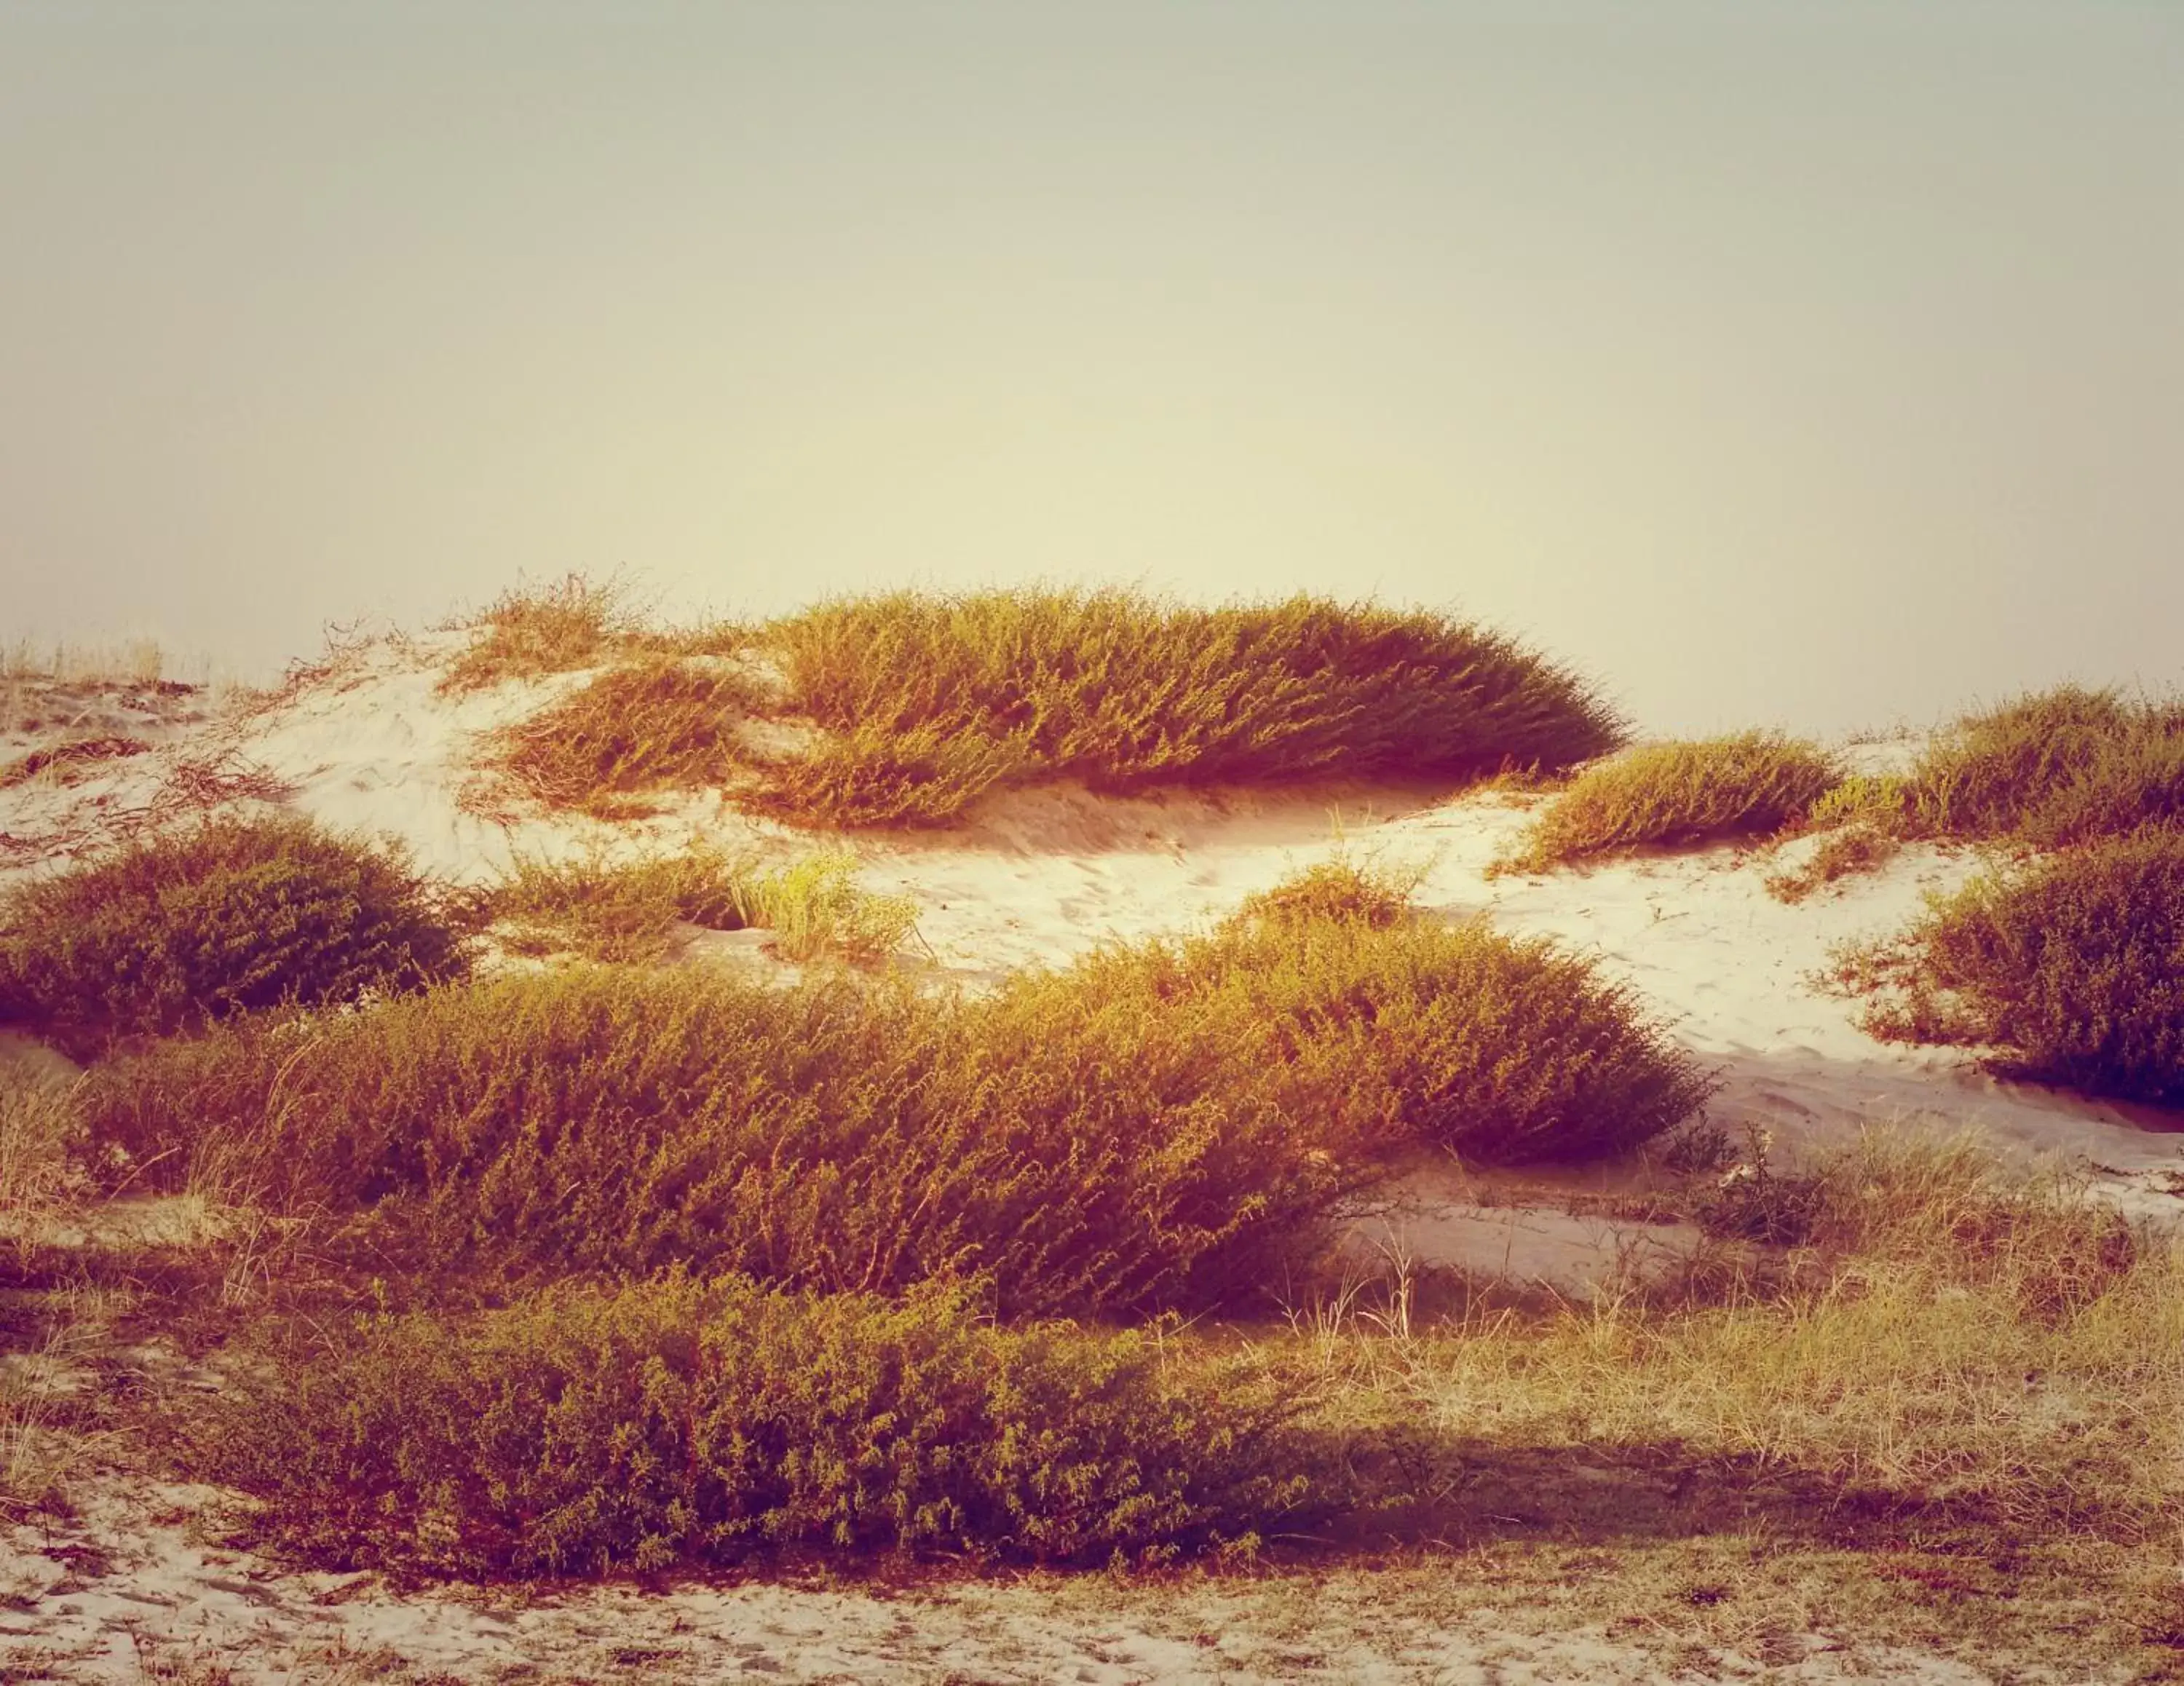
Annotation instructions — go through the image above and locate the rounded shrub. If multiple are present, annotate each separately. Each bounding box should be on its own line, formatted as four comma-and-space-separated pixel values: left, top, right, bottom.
1504, 731, 1842, 871
1017, 898, 1715, 1165
1868, 827, 2184, 1104
0, 814, 468, 1037
195, 1275, 1318, 1576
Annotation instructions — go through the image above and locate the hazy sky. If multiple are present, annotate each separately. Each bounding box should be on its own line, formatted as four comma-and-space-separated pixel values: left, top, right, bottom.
3, 2, 2177, 735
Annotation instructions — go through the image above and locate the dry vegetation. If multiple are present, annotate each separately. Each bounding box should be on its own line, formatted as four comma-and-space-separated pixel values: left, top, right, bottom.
1832, 826, 2184, 1102
4, 611, 2181, 1674
0, 812, 470, 1040
471, 583, 1626, 827
478, 844, 917, 965
1499, 731, 1843, 873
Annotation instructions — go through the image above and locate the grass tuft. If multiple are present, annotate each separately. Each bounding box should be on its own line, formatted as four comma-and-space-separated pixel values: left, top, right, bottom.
1499, 732, 1842, 873
1233, 857, 1425, 930
436, 574, 640, 694
0, 814, 470, 1039
479, 846, 917, 965
480, 846, 756, 963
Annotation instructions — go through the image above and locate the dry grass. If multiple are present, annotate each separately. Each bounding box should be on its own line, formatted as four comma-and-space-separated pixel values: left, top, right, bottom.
438, 574, 744, 696
1498, 732, 1843, 873
481, 844, 756, 963
483, 655, 767, 818
1288, 1133, 2181, 1555
470, 585, 1623, 828
479, 844, 919, 965
1762, 822, 1902, 903
0, 735, 152, 790
0, 1072, 89, 1271
0, 636, 170, 686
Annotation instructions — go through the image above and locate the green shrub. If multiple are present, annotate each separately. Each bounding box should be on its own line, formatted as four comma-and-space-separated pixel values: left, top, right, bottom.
195, 1275, 1315, 1576
1896, 686, 2184, 847
1840, 828, 2184, 1103
82, 965, 1350, 1318
0, 815, 468, 1037
733, 850, 921, 964
1500, 732, 1842, 872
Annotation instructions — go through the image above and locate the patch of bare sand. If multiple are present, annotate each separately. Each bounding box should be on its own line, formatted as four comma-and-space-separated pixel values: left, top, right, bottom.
1, 1476, 2025, 1685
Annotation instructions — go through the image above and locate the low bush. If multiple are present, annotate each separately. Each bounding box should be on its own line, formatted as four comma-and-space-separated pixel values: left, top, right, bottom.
1037, 904, 1714, 1165
479, 587, 1624, 826
81, 965, 1348, 1318
191, 1274, 1315, 1576
754, 590, 1623, 825
1835, 828, 2184, 1104
1500, 732, 1842, 872
0, 815, 468, 1037
1894, 686, 2184, 849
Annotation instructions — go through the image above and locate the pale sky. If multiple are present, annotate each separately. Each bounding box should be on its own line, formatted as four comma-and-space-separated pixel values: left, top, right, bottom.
2, 2, 2178, 736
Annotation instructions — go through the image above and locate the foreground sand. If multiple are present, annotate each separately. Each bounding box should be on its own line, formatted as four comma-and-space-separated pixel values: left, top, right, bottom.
1, 1475, 2065, 1684
2, 638, 2177, 1682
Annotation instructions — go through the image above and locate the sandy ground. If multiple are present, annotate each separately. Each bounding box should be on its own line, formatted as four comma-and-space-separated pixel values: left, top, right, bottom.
1, 638, 2177, 1682
0, 1479, 2016, 1685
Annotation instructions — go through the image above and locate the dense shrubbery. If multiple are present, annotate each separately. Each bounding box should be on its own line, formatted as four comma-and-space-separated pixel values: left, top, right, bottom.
81, 965, 1346, 1317
82, 871, 1704, 1313
1891, 686, 2184, 848
483, 587, 1625, 826
1838, 828, 2184, 1104
1502, 732, 1842, 872
0, 815, 467, 1037
194, 1274, 1315, 1575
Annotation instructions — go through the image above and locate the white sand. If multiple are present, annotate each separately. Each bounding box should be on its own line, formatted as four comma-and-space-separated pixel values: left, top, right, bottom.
0, 639, 2175, 1682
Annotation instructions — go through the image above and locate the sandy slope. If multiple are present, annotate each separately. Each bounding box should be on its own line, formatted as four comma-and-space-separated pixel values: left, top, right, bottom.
1, 639, 2177, 1683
